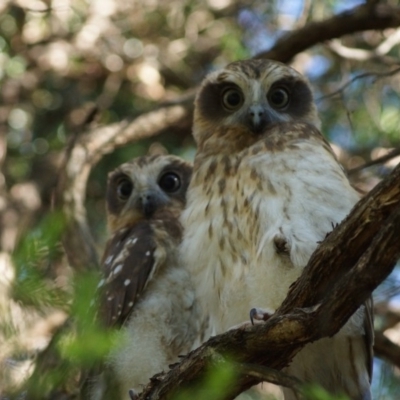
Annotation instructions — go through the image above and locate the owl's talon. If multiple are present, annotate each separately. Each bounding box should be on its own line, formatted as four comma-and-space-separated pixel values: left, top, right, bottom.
129, 389, 138, 400
250, 307, 273, 325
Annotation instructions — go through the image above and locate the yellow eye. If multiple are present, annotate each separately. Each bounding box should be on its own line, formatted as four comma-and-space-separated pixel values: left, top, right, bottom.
268, 87, 290, 109
222, 88, 243, 111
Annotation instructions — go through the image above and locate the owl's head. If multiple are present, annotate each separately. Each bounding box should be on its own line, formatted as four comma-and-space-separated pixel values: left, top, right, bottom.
193, 59, 320, 153
106, 155, 192, 232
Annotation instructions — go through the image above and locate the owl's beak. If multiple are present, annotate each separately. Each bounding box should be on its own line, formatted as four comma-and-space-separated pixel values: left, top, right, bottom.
139, 192, 158, 218
246, 105, 271, 134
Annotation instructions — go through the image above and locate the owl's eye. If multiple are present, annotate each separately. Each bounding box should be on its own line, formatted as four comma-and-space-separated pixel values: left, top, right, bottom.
116, 178, 133, 200
268, 87, 290, 109
222, 88, 243, 111
158, 172, 181, 193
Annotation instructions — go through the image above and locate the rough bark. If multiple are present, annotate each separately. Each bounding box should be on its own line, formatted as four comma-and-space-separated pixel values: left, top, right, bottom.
279, 160, 400, 312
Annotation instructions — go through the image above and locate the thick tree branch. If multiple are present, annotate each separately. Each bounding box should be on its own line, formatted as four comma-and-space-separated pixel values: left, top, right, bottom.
137, 164, 400, 400
280, 162, 400, 311
255, 3, 400, 62
310, 206, 400, 335
374, 331, 400, 369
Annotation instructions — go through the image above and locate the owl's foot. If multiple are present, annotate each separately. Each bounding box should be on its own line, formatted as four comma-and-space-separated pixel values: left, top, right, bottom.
318, 222, 340, 243
228, 308, 273, 330
129, 389, 138, 400
250, 307, 273, 325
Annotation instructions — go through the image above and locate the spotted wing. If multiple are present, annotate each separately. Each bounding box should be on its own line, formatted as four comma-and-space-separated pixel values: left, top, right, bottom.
98, 221, 161, 328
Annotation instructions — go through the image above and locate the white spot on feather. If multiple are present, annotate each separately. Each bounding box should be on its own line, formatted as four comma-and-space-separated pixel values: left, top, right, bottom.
124, 279, 131, 286
128, 237, 138, 245
105, 256, 113, 265
113, 264, 123, 275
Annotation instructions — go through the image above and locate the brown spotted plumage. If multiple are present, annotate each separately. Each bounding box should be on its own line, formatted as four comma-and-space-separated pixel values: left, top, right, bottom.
181, 59, 373, 400
89, 155, 201, 400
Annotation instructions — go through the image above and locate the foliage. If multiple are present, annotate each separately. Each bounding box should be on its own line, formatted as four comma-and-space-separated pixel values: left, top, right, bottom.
11, 212, 68, 309
172, 362, 238, 400
301, 384, 350, 400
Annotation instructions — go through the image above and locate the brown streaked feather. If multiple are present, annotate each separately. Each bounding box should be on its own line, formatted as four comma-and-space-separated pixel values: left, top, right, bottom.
186, 59, 372, 399
99, 222, 159, 328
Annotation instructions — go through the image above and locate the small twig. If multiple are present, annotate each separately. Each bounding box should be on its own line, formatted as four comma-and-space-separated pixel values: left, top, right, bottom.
61, 105, 99, 166
293, 0, 312, 29
348, 147, 400, 175
317, 66, 400, 102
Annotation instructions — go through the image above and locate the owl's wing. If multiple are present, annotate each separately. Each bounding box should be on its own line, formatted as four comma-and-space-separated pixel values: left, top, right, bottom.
99, 221, 163, 328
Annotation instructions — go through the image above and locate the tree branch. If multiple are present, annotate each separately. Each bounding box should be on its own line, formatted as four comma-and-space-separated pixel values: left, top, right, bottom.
255, 3, 400, 62
234, 362, 302, 391
280, 162, 400, 312
326, 36, 400, 64
135, 164, 400, 400
348, 148, 400, 175
374, 331, 400, 369
317, 67, 400, 102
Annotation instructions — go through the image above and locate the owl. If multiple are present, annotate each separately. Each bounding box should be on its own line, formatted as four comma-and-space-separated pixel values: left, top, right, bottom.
87, 154, 201, 400
180, 59, 373, 400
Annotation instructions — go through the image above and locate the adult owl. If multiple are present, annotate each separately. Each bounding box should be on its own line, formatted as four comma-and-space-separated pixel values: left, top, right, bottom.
87, 155, 200, 400
180, 59, 373, 399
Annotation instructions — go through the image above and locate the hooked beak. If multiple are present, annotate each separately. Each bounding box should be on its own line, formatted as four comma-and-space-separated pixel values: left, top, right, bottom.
246, 105, 271, 134
139, 192, 158, 218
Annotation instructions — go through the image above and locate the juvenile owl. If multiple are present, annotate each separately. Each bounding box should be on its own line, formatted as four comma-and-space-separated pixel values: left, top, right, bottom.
180, 59, 373, 399
88, 155, 200, 399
